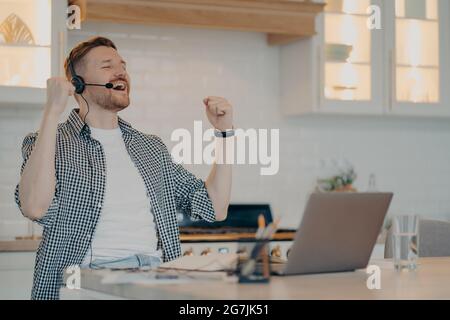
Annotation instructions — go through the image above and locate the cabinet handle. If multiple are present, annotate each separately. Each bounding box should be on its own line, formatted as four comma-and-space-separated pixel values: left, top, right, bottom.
317, 44, 322, 111
59, 31, 66, 77
389, 49, 395, 111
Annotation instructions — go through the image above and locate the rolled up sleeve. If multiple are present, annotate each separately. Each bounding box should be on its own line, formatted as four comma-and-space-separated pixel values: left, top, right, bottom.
172, 162, 216, 222
14, 132, 59, 228
151, 135, 216, 222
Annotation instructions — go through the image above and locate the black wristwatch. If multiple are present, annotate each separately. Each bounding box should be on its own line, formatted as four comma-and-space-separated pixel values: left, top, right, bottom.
214, 128, 235, 138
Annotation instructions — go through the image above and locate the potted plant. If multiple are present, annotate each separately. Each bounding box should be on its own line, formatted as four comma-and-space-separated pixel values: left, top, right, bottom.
316, 160, 357, 192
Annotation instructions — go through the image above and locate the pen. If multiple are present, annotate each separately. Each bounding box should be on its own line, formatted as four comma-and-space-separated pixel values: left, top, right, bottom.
255, 214, 266, 239
261, 217, 281, 240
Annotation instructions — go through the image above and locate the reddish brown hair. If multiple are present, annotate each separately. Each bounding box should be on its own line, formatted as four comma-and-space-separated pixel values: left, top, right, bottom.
64, 36, 117, 81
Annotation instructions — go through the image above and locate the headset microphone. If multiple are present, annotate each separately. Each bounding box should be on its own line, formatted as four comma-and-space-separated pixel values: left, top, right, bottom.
84, 82, 114, 89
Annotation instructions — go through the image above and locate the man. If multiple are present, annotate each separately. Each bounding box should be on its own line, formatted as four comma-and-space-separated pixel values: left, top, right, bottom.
14, 37, 233, 299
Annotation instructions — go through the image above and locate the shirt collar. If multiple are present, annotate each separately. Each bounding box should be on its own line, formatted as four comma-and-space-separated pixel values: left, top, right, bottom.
67, 108, 134, 138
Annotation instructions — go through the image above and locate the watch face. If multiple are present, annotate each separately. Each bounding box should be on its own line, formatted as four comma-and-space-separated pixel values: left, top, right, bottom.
214, 129, 235, 138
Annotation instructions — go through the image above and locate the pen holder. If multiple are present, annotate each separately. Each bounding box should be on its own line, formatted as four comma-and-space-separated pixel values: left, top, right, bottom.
237, 239, 271, 284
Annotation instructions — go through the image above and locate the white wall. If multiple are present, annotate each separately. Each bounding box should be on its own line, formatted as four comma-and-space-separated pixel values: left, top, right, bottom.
1, 22, 450, 238
0, 107, 43, 238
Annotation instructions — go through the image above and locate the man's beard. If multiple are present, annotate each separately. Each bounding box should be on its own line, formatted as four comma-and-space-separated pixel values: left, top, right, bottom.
92, 90, 130, 112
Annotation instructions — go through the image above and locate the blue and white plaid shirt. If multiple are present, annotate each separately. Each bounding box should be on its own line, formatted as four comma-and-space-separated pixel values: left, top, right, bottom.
14, 108, 216, 300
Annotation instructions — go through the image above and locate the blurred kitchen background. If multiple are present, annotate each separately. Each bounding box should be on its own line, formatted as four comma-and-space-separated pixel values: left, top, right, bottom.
0, 0, 450, 298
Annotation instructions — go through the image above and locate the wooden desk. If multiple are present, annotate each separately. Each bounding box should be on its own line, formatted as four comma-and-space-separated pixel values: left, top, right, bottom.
61, 258, 450, 300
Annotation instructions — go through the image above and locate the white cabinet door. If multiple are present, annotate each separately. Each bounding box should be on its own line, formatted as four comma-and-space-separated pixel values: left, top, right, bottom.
387, 0, 450, 117
318, 0, 384, 115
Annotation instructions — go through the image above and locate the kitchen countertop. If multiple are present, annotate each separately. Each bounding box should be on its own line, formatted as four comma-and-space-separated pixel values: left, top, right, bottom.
0, 232, 388, 252
61, 257, 450, 300
0, 239, 40, 252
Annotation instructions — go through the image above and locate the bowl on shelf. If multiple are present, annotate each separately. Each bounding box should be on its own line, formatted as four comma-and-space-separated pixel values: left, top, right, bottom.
325, 43, 353, 62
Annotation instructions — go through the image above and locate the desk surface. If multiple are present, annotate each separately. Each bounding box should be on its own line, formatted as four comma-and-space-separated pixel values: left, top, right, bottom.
66, 258, 450, 300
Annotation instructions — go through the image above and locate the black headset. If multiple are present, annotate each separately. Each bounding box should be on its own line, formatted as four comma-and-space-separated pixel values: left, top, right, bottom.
68, 56, 113, 124
68, 57, 113, 94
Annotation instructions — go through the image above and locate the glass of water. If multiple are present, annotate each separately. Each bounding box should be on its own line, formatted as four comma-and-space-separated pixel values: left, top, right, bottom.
392, 215, 420, 271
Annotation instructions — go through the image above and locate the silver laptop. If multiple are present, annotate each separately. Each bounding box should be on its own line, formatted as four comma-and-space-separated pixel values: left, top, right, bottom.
272, 192, 393, 275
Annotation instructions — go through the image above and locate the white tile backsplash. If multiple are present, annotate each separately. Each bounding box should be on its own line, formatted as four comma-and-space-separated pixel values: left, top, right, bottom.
1, 22, 449, 238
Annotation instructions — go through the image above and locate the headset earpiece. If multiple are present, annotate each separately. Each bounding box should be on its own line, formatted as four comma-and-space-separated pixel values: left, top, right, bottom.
68, 58, 85, 94
71, 75, 85, 94
68, 56, 113, 94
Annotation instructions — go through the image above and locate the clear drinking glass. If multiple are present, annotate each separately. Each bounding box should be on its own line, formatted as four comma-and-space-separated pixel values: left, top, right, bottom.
392, 215, 419, 271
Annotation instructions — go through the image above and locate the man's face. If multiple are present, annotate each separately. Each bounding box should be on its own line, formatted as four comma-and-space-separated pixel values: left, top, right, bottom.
80, 46, 130, 112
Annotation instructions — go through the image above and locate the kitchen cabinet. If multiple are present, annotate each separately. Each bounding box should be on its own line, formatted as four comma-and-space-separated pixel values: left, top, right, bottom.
0, 251, 35, 299
280, 0, 450, 117
0, 0, 67, 108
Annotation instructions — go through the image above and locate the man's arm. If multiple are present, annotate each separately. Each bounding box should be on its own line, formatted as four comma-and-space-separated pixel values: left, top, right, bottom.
17, 77, 73, 220
205, 138, 232, 221
203, 96, 234, 221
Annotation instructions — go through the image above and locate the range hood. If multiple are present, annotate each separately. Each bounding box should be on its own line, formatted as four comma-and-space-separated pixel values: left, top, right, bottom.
69, 0, 325, 45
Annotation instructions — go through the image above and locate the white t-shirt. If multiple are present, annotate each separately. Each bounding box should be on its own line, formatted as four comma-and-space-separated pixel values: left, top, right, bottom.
82, 126, 161, 266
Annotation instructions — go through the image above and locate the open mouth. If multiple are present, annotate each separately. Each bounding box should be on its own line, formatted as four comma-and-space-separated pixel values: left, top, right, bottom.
111, 81, 127, 91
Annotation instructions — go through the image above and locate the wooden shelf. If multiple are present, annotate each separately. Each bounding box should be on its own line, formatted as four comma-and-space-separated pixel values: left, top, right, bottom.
180, 231, 296, 242
70, 0, 325, 45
